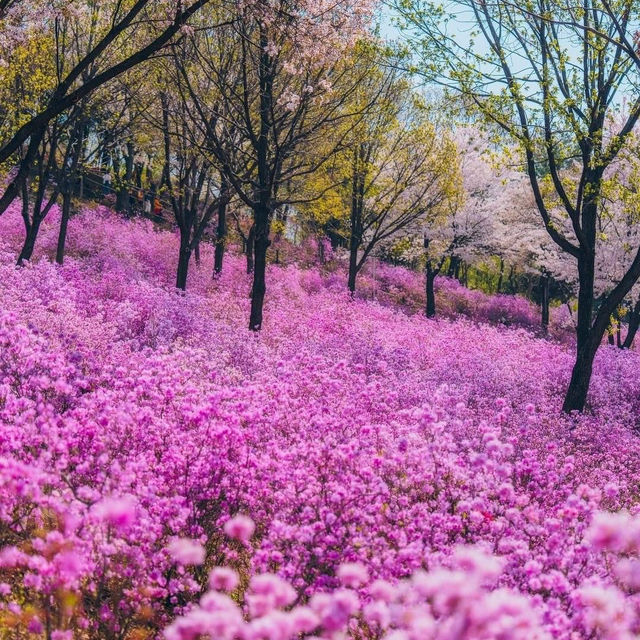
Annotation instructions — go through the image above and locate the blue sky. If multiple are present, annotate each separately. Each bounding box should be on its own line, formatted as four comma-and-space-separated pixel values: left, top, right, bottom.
378, 4, 401, 41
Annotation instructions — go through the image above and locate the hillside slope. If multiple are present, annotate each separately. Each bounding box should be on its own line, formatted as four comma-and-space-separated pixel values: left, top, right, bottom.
1, 205, 640, 638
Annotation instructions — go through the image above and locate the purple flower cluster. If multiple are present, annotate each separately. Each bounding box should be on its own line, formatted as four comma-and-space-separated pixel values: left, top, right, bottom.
1, 205, 640, 638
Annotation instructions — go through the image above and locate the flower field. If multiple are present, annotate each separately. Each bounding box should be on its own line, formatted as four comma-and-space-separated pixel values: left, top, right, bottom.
1, 205, 640, 639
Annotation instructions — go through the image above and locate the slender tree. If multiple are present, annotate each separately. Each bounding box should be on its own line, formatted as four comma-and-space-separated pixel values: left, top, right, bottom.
214, 171, 232, 275
0, 0, 213, 217
395, 0, 640, 411
343, 86, 459, 293
157, 89, 222, 290
176, 2, 376, 329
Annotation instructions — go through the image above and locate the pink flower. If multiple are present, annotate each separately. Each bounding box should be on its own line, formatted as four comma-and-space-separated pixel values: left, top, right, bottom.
289, 606, 320, 634
369, 579, 395, 603
23, 572, 42, 590
337, 562, 369, 588
247, 573, 296, 615
0, 546, 26, 568
27, 617, 43, 634
586, 512, 632, 552
224, 515, 255, 543
574, 584, 631, 635
363, 600, 391, 628
615, 558, 640, 590
453, 546, 503, 582
209, 567, 239, 592
93, 495, 138, 530
167, 538, 206, 566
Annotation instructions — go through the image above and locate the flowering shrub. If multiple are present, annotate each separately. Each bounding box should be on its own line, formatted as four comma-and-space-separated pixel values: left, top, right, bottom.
296, 253, 574, 339
166, 546, 552, 640
1, 204, 640, 638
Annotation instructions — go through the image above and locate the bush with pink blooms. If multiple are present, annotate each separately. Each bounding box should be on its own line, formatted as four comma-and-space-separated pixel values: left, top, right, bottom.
1, 203, 640, 638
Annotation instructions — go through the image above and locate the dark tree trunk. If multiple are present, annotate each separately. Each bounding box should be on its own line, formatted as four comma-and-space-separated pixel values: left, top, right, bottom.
116, 143, 134, 214
101, 130, 112, 170
56, 117, 84, 265
348, 239, 359, 293
194, 240, 201, 266
448, 256, 462, 280
623, 299, 640, 349
176, 239, 191, 290
246, 224, 255, 274
426, 262, 437, 318
562, 250, 597, 413
249, 207, 270, 331
17, 218, 41, 265
562, 337, 598, 413
213, 188, 228, 275
608, 331, 615, 346
116, 187, 129, 212
540, 273, 550, 334
508, 265, 516, 294
348, 143, 364, 295
56, 190, 72, 265
247, 27, 275, 331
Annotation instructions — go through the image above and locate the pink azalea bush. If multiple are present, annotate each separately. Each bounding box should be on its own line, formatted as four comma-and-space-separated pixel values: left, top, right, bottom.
1, 203, 640, 638
361, 262, 574, 340
278, 243, 575, 339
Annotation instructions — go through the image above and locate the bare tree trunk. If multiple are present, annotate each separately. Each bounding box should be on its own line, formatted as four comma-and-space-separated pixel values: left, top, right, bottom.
194, 240, 201, 266
17, 218, 41, 264
623, 299, 640, 349
249, 207, 270, 330
214, 178, 229, 275
426, 262, 436, 318
508, 265, 516, 294
348, 144, 363, 294
497, 257, 504, 293
246, 223, 255, 274
540, 273, 550, 334
446, 256, 455, 277
562, 250, 597, 413
176, 236, 191, 290
57, 116, 85, 265
348, 240, 359, 293
116, 142, 134, 214
56, 190, 72, 265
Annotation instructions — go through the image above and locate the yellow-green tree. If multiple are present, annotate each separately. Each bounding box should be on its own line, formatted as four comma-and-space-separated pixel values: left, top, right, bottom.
301, 66, 461, 292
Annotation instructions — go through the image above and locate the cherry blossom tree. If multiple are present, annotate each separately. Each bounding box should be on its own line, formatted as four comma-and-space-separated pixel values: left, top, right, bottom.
419, 128, 497, 316
175, 1, 377, 330
395, 0, 640, 411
